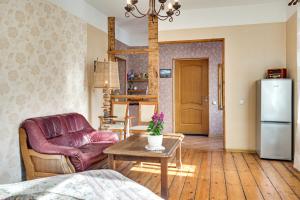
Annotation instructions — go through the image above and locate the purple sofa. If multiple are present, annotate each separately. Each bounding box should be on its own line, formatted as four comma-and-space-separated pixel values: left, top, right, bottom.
20, 113, 118, 179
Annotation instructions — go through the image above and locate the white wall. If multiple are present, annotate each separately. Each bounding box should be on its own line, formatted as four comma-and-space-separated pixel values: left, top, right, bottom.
159, 22, 286, 151
159, 2, 287, 31
50, 0, 289, 47
294, 7, 300, 170
49, 0, 131, 46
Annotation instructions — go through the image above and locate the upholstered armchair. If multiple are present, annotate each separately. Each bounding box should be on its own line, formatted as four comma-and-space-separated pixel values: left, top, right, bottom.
19, 113, 118, 180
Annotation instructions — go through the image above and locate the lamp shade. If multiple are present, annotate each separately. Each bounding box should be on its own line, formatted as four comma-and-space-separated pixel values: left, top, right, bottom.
94, 61, 120, 89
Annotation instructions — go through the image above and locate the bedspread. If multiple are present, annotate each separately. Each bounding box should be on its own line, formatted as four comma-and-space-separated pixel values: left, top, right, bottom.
0, 170, 163, 200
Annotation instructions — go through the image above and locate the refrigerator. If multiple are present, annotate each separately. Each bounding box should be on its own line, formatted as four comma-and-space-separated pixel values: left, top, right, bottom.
257, 79, 293, 160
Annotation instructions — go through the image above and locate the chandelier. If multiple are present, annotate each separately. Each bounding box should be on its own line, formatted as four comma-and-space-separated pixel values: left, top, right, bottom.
124, 0, 181, 22
288, 0, 298, 6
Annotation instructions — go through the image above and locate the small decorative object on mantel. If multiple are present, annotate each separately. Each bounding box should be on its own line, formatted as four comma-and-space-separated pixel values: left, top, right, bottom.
266, 68, 287, 79
145, 112, 165, 151
127, 69, 135, 80
143, 73, 148, 79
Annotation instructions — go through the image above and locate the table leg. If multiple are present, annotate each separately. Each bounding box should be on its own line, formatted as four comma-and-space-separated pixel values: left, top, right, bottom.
124, 130, 127, 140
161, 158, 168, 200
108, 154, 115, 170
136, 161, 143, 167
176, 143, 182, 169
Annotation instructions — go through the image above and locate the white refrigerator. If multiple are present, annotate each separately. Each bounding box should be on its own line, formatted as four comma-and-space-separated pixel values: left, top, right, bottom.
257, 79, 293, 160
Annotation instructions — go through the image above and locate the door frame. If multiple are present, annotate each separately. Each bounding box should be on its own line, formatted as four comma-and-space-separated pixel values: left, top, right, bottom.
161, 38, 226, 148
173, 58, 210, 135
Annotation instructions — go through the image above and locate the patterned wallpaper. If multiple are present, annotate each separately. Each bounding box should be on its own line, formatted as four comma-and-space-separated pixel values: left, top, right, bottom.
0, 0, 88, 183
127, 50, 148, 125
159, 42, 224, 136
116, 41, 149, 125
116, 41, 223, 133
115, 40, 129, 95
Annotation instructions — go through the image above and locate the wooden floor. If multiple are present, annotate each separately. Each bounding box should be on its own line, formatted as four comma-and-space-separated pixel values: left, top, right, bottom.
116, 136, 300, 200
182, 135, 224, 151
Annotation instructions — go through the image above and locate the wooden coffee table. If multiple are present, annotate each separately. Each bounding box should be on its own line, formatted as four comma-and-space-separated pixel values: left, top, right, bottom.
104, 133, 184, 200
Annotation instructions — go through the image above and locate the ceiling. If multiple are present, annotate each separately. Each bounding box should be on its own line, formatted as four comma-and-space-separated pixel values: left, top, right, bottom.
84, 0, 287, 46
85, 0, 283, 23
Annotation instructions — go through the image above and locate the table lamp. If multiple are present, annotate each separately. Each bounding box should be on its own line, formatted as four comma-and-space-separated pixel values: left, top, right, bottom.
94, 60, 120, 117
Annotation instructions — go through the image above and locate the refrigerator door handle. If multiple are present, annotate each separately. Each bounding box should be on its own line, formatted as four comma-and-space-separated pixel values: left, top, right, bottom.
261, 121, 292, 124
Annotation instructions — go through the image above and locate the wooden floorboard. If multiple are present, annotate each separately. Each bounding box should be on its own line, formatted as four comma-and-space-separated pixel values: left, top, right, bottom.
210, 151, 227, 200
242, 153, 281, 200
254, 154, 299, 200
179, 151, 203, 200
194, 151, 212, 200
168, 149, 194, 200
116, 136, 300, 200
232, 153, 264, 200
283, 162, 300, 181
223, 152, 246, 200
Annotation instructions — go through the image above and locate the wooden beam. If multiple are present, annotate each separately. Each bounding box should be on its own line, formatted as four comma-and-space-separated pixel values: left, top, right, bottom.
159, 38, 225, 45
148, 15, 159, 96
111, 95, 158, 101
109, 48, 149, 55
108, 17, 115, 61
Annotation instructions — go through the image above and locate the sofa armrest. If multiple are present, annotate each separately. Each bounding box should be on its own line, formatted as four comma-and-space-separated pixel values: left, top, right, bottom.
23, 120, 82, 157
19, 128, 76, 180
89, 131, 119, 143
39, 142, 82, 157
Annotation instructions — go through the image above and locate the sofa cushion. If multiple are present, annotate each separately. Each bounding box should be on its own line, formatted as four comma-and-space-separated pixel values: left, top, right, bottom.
61, 113, 94, 133
70, 143, 112, 171
31, 116, 68, 139
48, 131, 92, 148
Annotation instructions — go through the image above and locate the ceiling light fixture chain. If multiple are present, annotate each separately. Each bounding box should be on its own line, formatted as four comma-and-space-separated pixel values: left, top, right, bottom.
124, 0, 181, 22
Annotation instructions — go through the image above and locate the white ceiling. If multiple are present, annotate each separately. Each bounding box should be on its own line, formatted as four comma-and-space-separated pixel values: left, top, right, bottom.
83, 0, 289, 46
85, 0, 284, 23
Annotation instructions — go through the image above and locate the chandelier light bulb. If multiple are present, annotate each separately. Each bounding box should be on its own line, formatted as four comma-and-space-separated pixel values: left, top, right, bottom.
168, 2, 173, 9
127, 0, 131, 5
174, 0, 179, 2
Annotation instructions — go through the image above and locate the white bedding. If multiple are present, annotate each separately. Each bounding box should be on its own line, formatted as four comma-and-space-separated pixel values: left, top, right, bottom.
0, 170, 163, 200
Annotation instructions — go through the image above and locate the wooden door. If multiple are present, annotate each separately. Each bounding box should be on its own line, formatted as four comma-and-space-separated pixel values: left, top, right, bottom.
175, 59, 209, 134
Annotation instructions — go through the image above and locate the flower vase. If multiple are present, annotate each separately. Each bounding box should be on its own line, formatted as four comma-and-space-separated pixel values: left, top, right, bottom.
147, 134, 163, 148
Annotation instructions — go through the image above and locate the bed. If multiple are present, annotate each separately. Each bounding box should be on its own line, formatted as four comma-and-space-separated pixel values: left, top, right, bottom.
0, 170, 163, 200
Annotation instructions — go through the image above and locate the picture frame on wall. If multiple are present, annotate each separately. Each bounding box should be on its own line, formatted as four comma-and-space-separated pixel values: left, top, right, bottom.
160, 69, 172, 78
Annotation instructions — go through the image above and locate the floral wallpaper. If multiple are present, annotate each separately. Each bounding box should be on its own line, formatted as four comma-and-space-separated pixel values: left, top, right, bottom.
115, 41, 223, 133
127, 49, 148, 125
115, 41, 149, 125
0, 0, 88, 183
159, 42, 224, 136
115, 40, 129, 95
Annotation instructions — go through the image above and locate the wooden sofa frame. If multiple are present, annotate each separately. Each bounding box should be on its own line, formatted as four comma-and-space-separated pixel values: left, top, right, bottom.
19, 128, 76, 180
20, 128, 107, 180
